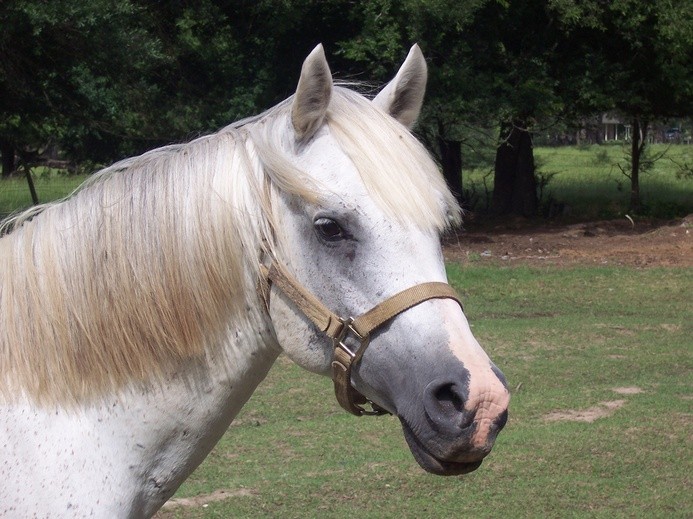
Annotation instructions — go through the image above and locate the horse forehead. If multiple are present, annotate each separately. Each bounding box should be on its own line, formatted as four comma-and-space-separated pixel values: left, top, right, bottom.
295, 130, 398, 228
296, 129, 363, 187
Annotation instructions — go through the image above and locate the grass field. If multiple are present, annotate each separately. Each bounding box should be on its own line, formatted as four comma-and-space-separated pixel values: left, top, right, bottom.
1, 147, 690, 517
159, 264, 692, 518
0, 169, 87, 217
465, 144, 693, 219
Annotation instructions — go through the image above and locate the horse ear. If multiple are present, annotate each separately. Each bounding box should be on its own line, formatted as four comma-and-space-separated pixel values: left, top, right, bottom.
373, 44, 427, 129
292, 44, 333, 141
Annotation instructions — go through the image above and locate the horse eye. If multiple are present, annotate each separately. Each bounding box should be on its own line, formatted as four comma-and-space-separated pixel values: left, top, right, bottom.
314, 217, 346, 242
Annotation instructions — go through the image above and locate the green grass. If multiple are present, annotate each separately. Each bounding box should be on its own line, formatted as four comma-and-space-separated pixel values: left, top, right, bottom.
160, 264, 692, 518
0, 169, 87, 217
465, 144, 693, 219
1, 157, 689, 517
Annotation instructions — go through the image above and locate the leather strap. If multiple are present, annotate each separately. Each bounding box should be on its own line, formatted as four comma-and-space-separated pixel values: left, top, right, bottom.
351, 282, 461, 337
260, 262, 463, 416
261, 264, 344, 337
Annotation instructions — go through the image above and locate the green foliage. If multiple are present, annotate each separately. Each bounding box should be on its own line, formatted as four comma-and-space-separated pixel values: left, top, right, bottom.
0, 0, 169, 162
1, 0, 383, 169
2, 0, 691, 215
548, 0, 693, 119
672, 156, 693, 180
338, 0, 406, 78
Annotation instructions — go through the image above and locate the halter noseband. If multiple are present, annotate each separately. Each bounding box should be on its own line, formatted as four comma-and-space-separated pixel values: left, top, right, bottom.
260, 263, 463, 416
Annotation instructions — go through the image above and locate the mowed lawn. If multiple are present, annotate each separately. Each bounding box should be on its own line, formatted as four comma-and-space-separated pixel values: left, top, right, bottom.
1, 149, 690, 517
0, 171, 87, 217
466, 144, 693, 219
158, 264, 692, 518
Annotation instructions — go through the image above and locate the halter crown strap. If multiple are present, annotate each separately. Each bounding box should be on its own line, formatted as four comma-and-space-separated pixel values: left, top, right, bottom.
259, 262, 463, 416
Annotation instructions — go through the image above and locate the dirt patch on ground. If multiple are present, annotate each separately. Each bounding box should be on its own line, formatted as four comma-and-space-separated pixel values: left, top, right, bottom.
543, 387, 645, 423
611, 386, 645, 395
443, 215, 692, 268
154, 488, 255, 517
544, 399, 627, 423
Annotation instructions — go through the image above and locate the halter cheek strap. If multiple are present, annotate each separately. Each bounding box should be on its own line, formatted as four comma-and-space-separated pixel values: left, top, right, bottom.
259, 263, 463, 416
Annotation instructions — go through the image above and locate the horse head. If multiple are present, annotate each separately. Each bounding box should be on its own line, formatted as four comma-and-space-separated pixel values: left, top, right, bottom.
263, 45, 510, 475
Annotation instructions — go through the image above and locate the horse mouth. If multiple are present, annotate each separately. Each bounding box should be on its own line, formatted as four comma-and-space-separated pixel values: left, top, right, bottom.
400, 420, 484, 476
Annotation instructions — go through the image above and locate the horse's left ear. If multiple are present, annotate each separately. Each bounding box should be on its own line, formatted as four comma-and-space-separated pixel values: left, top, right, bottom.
373, 44, 427, 129
292, 44, 333, 141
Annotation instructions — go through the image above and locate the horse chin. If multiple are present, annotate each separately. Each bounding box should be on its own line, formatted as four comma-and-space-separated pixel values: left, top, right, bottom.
400, 420, 483, 476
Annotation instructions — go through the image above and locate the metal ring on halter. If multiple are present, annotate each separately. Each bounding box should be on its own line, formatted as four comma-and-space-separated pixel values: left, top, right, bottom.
330, 317, 388, 416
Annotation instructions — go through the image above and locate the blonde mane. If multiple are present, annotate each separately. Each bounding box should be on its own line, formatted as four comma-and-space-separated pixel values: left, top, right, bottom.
0, 87, 459, 406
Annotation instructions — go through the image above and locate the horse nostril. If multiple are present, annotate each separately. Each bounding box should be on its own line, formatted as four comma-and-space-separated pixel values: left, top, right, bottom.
434, 383, 465, 414
424, 379, 473, 434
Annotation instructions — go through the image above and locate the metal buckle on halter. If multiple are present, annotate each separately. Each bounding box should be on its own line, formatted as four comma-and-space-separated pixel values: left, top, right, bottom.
332, 318, 388, 416
333, 317, 368, 359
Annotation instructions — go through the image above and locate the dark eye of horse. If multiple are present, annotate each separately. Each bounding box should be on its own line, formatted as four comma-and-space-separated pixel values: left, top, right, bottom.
314, 217, 346, 242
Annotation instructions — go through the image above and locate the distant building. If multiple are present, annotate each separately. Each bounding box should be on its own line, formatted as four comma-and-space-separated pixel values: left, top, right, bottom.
601, 114, 631, 142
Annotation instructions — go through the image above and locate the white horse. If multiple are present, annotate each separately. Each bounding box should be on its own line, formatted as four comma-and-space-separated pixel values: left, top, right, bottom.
0, 45, 509, 517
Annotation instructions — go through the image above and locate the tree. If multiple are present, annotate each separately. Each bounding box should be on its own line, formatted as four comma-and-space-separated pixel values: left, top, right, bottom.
0, 0, 174, 174
338, 0, 493, 206
339, 0, 570, 216
4, 0, 690, 218
465, 0, 575, 217
342, 0, 693, 217
407, 0, 499, 208
0, 0, 364, 176
549, 0, 693, 211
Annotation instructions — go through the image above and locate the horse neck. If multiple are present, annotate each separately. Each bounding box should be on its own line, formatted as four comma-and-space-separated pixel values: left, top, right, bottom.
1, 315, 280, 516
122, 318, 280, 512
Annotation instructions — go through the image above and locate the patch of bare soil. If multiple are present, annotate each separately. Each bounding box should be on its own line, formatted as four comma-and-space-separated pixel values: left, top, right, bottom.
543, 400, 627, 423
611, 386, 645, 395
154, 488, 255, 517
542, 386, 645, 423
443, 215, 693, 268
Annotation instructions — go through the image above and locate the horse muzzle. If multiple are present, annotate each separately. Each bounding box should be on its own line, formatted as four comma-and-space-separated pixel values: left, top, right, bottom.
401, 420, 484, 475
399, 370, 510, 475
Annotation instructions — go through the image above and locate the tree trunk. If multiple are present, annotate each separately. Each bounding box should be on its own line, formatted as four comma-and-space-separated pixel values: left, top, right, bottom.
629, 117, 647, 213
25, 167, 39, 205
1, 138, 15, 178
492, 120, 538, 217
437, 137, 463, 206
594, 114, 604, 145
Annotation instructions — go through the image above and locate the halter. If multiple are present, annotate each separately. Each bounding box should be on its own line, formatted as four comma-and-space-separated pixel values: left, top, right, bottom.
260, 263, 463, 416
